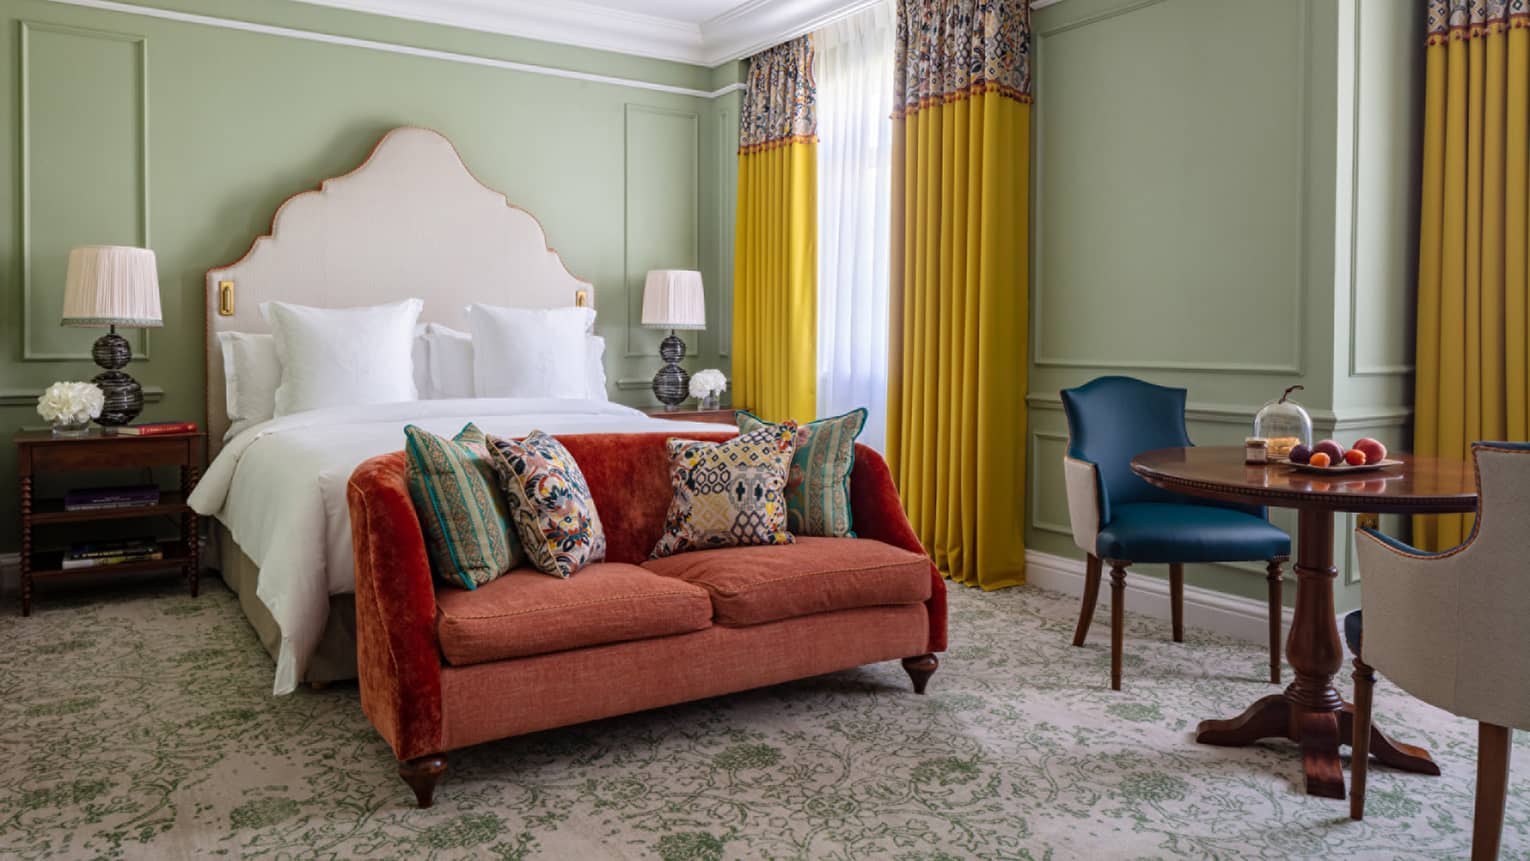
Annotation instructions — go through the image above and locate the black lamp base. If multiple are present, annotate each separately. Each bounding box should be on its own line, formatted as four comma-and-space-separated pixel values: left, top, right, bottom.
91, 329, 143, 427
651, 331, 690, 411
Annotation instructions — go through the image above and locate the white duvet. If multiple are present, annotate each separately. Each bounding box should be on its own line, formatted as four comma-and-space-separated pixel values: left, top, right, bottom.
188, 398, 725, 694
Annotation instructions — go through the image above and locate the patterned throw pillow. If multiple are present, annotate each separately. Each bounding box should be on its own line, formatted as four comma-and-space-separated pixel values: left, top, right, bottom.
737, 408, 866, 538
487, 430, 606, 578
651, 423, 799, 558
404, 423, 521, 589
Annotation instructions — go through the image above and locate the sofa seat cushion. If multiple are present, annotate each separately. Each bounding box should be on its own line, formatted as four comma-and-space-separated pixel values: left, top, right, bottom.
436, 563, 714, 666
640, 537, 932, 627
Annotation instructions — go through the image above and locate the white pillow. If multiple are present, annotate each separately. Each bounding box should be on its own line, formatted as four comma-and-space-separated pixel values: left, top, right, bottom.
466, 305, 595, 399
586, 335, 609, 400
411, 323, 432, 399
429, 323, 607, 400
423, 324, 475, 399
261, 299, 423, 416
217, 331, 280, 439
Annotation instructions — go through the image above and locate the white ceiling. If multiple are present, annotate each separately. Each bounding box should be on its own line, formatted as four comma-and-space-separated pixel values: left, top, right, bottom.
288, 0, 882, 66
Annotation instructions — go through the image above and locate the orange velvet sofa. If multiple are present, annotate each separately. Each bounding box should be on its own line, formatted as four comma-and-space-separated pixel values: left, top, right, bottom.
346, 431, 947, 808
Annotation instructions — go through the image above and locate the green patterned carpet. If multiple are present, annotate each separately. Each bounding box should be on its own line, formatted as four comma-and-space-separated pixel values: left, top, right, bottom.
2, 577, 1526, 860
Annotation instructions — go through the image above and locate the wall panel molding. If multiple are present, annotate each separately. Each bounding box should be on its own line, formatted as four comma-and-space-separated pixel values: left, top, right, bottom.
717, 102, 734, 359
20, 20, 150, 361
1344, 0, 1415, 378
1027, 430, 1074, 537
1026, 392, 1411, 431
622, 104, 701, 360
0, 386, 163, 408
1030, 0, 1308, 377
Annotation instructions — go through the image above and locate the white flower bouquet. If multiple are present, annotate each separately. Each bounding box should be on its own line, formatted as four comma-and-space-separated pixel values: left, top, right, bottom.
37, 381, 104, 434
689, 369, 728, 401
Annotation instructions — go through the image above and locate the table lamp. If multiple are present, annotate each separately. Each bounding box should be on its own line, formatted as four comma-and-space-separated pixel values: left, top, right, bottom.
60, 245, 162, 427
641, 269, 705, 411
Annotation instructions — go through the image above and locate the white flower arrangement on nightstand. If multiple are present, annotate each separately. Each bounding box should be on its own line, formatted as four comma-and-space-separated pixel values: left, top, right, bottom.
37, 381, 104, 437
689, 369, 728, 410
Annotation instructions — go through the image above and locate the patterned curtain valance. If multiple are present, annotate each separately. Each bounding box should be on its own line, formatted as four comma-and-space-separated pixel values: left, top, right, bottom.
1428, 0, 1530, 44
739, 36, 818, 154
894, 0, 1032, 117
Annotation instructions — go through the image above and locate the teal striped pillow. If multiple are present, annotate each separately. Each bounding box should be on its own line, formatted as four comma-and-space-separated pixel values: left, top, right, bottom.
737, 408, 866, 538
404, 423, 522, 589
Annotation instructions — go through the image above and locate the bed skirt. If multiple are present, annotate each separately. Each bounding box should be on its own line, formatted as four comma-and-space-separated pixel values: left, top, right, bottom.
216, 524, 359, 684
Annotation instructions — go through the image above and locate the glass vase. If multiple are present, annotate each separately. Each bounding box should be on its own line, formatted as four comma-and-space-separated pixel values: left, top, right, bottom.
50, 417, 91, 438
700, 395, 720, 411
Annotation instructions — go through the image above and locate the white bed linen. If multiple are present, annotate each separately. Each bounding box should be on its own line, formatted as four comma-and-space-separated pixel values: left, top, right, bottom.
188, 398, 726, 694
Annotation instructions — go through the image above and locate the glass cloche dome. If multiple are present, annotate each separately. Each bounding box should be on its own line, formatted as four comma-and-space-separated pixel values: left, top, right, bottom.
1253, 385, 1312, 459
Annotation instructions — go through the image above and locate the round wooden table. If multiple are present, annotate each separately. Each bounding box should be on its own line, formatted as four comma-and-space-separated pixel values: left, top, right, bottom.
1131, 446, 1477, 799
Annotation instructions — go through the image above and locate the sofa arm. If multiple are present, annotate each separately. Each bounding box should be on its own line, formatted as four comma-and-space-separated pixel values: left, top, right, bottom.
849, 444, 947, 653
347, 452, 444, 760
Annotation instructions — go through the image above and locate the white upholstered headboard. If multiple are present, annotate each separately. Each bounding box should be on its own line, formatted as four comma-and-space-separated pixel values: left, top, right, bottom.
204, 126, 593, 453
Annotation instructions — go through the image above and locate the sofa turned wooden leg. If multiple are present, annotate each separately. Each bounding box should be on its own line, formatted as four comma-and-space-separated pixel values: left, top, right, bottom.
903, 654, 939, 694
399, 754, 447, 809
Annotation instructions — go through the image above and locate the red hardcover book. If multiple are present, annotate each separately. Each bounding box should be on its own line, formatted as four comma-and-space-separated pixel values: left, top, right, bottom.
114, 422, 199, 436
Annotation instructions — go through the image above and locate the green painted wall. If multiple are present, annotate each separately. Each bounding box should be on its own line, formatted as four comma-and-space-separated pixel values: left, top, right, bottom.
1027, 0, 1422, 611
0, 0, 744, 553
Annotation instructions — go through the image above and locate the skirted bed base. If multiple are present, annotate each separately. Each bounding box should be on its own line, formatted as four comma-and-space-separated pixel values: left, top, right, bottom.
216, 524, 358, 685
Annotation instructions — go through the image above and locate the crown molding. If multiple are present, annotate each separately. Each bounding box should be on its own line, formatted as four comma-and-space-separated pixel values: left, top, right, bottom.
284, 0, 888, 68
699, 0, 881, 65
291, 0, 708, 64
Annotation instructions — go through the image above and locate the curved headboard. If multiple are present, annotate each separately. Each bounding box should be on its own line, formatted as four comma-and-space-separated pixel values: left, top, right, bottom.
204, 126, 593, 453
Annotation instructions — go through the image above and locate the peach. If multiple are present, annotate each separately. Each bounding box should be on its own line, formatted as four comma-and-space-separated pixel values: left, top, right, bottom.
1354, 438, 1387, 465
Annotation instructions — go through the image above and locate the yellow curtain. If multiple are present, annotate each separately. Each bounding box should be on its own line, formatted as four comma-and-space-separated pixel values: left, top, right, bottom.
1414, 2, 1530, 549
733, 37, 818, 424
886, 0, 1031, 589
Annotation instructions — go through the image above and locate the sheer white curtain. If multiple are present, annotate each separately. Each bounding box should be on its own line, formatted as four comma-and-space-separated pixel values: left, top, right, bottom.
815, 1, 894, 449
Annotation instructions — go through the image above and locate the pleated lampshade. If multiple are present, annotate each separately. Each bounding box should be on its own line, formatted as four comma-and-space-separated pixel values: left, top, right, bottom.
61, 245, 163, 328
641, 270, 706, 330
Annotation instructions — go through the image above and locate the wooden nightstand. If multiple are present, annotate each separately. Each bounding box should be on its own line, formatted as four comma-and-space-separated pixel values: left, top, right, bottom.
15, 429, 204, 616
646, 408, 741, 425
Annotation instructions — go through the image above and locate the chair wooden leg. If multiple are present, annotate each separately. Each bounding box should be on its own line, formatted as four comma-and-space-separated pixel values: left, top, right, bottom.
1350, 656, 1375, 821
1267, 557, 1286, 685
399, 754, 447, 809
1472, 723, 1513, 861
902, 653, 938, 694
1108, 560, 1129, 691
1073, 554, 1103, 647
1169, 563, 1185, 643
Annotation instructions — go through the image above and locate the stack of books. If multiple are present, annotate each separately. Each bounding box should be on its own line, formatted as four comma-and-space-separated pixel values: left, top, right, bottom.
63, 485, 161, 512
62, 538, 164, 569
110, 422, 198, 436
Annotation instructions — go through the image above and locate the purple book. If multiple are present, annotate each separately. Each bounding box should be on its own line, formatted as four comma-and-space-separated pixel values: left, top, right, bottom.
63, 484, 160, 511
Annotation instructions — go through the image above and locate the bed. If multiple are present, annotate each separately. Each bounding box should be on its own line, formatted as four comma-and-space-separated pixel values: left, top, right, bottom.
188, 127, 723, 695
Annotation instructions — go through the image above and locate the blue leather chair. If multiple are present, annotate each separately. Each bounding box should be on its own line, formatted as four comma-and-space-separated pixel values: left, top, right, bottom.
1060, 376, 1292, 690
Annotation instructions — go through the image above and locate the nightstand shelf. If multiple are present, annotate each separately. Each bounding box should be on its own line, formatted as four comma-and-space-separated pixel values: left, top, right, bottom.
16, 428, 204, 616
29, 540, 193, 578
28, 492, 189, 525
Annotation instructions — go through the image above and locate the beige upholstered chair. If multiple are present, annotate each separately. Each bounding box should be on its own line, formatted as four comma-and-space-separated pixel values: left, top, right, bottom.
1349, 441, 1530, 860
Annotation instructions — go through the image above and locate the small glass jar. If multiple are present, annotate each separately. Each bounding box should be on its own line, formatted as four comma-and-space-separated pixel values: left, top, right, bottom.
1253, 385, 1312, 460
1244, 437, 1269, 464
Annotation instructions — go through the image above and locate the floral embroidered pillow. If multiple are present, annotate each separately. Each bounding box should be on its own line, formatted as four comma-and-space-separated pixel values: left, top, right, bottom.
487, 430, 606, 577
651, 423, 798, 559
404, 423, 521, 589
737, 407, 865, 538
